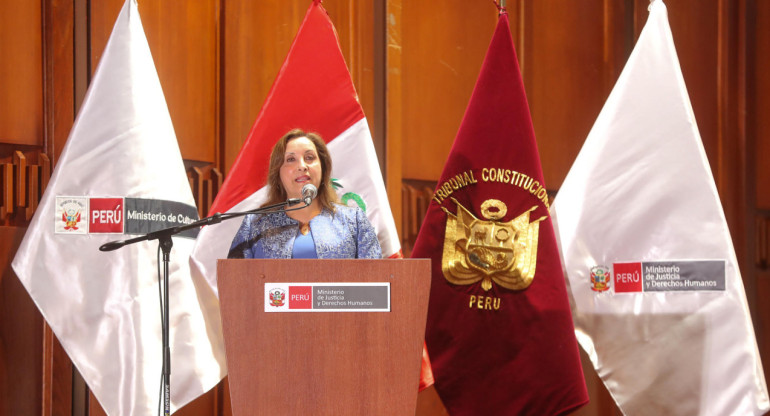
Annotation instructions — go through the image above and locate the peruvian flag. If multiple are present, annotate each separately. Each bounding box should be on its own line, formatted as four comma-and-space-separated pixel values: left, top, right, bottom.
190, 0, 433, 389
191, 1, 399, 292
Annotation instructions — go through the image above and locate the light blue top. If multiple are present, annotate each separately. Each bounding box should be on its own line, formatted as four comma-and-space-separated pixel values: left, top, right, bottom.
291, 232, 317, 259
227, 204, 382, 259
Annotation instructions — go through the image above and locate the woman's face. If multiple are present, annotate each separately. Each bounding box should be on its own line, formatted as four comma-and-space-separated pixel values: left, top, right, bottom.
279, 136, 323, 200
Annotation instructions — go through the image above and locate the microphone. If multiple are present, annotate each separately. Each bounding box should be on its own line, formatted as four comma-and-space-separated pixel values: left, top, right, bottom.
301, 183, 318, 205
99, 240, 127, 252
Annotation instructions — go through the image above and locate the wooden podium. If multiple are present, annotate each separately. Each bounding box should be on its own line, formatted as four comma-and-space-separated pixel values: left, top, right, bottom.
217, 259, 431, 415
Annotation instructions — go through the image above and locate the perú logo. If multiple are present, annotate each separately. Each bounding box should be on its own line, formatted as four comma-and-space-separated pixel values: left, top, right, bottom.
55, 196, 125, 235
89, 198, 124, 233
613, 262, 643, 293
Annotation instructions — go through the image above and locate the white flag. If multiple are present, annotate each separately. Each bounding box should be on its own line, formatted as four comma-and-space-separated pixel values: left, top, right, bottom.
552, 1, 769, 415
12, 0, 225, 414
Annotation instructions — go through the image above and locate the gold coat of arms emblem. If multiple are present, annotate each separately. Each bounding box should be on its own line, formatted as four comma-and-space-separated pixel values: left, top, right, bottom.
442, 197, 545, 291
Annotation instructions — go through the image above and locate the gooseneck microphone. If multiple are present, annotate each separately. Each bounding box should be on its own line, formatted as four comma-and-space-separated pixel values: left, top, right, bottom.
301, 183, 318, 205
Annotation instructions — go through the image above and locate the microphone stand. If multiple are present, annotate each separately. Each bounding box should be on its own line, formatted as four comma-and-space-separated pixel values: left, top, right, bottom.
99, 197, 306, 416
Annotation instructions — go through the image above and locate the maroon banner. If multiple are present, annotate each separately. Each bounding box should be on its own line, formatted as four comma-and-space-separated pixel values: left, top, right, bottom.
412, 12, 588, 416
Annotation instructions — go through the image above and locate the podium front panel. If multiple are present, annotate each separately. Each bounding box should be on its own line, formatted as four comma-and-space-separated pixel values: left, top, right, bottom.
217, 259, 430, 415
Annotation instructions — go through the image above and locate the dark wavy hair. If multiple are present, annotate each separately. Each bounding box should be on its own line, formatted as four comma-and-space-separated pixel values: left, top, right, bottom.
261, 129, 338, 211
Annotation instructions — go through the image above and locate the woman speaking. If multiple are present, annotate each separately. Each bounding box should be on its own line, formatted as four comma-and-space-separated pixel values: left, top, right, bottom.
227, 129, 382, 259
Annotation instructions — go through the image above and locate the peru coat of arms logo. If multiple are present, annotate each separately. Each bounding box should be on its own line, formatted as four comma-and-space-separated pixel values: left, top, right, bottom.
55, 197, 88, 234
441, 197, 545, 291
268, 288, 286, 307
590, 265, 611, 292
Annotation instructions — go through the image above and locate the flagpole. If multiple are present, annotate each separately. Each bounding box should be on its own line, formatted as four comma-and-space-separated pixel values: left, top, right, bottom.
494, 0, 507, 15
160, 236, 171, 416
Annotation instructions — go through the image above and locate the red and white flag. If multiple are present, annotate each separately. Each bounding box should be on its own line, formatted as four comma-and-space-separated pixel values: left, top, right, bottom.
552, 1, 769, 415
190, 1, 426, 386
12, 1, 225, 414
191, 1, 400, 296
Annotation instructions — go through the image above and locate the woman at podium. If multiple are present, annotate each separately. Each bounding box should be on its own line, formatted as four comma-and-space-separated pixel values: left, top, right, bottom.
227, 129, 382, 260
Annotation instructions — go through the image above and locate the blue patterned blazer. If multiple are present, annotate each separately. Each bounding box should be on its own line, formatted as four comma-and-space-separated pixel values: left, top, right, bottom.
227, 204, 382, 259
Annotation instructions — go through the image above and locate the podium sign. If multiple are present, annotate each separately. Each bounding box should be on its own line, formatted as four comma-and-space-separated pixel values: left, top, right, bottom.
264, 282, 391, 312
217, 259, 431, 415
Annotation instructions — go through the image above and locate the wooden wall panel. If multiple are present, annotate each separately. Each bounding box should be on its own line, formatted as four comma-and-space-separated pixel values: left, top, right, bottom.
0, 226, 43, 416
663, 1, 744, 237
0, 0, 75, 413
635, 1, 737, 223
520, 0, 629, 189
398, 0, 626, 188
222, 0, 375, 175
0, 1, 43, 145
90, 1, 220, 163
140, 1, 220, 163
89, 1, 124, 74
630, 0, 723, 147
385, 0, 404, 237
659, 1, 720, 168
44, 0, 76, 164
750, 0, 770, 393
759, 269, 770, 400
42, 326, 73, 416
221, 1, 302, 175
754, 0, 770, 210
400, 0, 495, 181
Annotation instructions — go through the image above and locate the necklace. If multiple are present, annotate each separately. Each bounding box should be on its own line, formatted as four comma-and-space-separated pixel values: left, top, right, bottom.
299, 222, 310, 235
